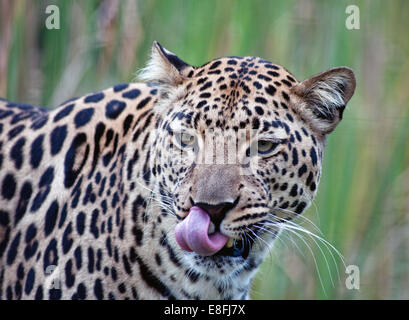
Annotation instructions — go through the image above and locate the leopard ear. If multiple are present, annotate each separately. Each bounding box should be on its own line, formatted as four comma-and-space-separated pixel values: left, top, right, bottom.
291, 67, 356, 135
138, 41, 194, 85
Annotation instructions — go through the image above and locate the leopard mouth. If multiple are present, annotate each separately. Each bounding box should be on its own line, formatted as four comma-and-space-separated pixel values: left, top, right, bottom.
174, 206, 253, 259
213, 236, 252, 259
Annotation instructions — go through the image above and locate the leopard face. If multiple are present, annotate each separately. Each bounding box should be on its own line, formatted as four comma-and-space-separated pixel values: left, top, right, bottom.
144, 42, 356, 277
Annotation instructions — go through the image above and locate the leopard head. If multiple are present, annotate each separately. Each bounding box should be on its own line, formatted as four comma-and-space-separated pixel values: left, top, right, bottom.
141, 42, 356, 275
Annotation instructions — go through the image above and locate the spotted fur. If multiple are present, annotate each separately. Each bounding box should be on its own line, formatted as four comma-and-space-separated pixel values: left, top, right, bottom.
0, 42, 355, 299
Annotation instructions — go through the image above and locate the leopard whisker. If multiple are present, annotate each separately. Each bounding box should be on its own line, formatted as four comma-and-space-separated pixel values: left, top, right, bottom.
265, 215, 344, 287
273, 206, 324, 236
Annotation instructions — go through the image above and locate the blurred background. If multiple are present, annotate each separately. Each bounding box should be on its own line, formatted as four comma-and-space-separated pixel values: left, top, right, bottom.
1, 0, 408, 299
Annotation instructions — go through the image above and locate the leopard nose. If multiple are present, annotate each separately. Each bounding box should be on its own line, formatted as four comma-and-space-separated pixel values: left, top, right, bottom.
194, 198, 239, 230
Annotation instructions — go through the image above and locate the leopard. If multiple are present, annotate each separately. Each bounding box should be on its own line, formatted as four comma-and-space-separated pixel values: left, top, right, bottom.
0, 41, 356, 300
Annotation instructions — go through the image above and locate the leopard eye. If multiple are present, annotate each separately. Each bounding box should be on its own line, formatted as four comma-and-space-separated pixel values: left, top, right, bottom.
176, 132, 196, 147
257, 140, 278, 154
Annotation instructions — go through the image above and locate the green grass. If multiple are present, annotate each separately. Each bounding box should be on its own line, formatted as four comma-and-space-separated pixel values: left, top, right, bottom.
1, 0, 408, 299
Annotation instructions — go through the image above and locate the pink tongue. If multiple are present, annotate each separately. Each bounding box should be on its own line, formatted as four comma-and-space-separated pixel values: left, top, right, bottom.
175, 206, 228, 256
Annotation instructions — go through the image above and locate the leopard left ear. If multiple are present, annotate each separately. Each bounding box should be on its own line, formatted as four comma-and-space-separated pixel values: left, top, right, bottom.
138, 41, 194, 86
291, 67, 356, 135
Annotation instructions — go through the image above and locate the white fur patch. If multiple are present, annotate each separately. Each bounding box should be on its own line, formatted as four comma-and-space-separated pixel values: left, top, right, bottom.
303, 75, 348, 119
136, 46, 184, 86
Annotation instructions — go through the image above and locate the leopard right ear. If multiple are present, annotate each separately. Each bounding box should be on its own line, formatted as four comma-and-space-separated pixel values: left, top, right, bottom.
138, 41, 194, 86
291, 67, 356, 135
